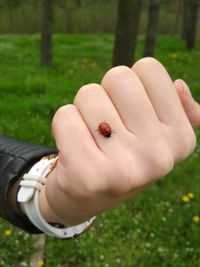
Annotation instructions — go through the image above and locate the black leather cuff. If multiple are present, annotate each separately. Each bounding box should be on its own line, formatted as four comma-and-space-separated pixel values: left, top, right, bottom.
0, 135, 57, 234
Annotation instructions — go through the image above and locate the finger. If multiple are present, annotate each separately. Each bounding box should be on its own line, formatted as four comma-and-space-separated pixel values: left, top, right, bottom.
74, 83, 128, 152
101, 66, 160, 138
132, 58, 190, 127
52, 104, 101, 164
174, 79, 200, 129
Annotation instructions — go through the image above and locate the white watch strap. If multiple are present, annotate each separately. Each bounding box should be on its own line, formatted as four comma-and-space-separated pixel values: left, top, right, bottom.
17, 157, 95, 239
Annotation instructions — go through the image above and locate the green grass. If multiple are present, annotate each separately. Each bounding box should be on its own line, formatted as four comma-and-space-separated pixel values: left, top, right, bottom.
0, 34, 200, 267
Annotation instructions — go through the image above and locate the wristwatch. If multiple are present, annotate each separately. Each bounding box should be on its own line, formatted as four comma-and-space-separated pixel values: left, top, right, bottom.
17, 156, 95, 239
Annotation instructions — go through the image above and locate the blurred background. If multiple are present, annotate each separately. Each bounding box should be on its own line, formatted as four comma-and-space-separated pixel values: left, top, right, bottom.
0, 0, 200, 267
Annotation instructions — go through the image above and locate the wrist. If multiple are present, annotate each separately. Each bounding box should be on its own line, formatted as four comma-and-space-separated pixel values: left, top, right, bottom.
44, 168, 96, 226
38, 174, 61, 224
9, 177, 24, 213
17, 156, 95, 238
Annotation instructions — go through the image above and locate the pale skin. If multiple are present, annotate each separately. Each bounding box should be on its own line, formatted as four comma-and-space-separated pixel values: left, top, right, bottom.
18, 57, 200, 226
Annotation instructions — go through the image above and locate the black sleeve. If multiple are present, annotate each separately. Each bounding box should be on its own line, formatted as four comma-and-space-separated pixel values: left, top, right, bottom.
0, 135, 57, 234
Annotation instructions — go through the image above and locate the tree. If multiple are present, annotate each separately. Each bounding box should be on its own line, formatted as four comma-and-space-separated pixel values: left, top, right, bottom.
0, 0, 24, 8
171, 0, 182, 35
41, 0, 54, 67
112, 0, 143, 67
56, 0, 82, 33
0, 0, 25, 33
182, 0, 189, 39
182, 0, 199, 50
143, 0, 161, 57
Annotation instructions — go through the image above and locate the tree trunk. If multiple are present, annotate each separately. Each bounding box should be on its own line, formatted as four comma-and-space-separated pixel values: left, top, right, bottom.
112, 0, 143, 67
65, 9, 74, 33
41, 0, 54, 67
186, 0, 199, 50
144, 0, 161, 57
8, 8, 14, 33
182, 0, 199, 49
171, 0, 182, 35
58, 0, 79, 33
181, 0, 189, 39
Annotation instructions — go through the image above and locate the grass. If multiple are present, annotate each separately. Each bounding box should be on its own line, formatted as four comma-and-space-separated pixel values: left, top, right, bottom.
0, 34, 200, 267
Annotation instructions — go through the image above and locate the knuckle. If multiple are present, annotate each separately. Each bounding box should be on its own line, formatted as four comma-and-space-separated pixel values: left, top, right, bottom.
101, 65, 131, 85
154, 147, 174, 178
145, 141, 174, 180
133, 57, 161, 69
189, 131, 197, 152
51, 104, 74, 130
92, 144, 175, 195
176, 129, 196, 162
80, 178, 100, 196
74, 83, 101, 104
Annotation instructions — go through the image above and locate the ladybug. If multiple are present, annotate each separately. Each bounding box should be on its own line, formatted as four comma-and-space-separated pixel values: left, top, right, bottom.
98, 121, 114, 138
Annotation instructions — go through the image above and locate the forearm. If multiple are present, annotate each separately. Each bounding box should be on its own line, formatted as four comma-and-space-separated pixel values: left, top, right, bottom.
0, 134, 57, 233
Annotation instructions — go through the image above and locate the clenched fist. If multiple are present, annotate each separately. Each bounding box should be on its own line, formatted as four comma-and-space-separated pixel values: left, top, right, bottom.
39, 58, 200, 226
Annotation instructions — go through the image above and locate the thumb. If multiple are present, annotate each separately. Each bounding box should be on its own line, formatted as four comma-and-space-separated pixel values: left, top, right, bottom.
174, 79, 200, 129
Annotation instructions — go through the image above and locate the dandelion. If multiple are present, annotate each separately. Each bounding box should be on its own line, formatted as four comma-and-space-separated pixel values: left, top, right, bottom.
158, 246, 165, 253
170, 53, 178, 59
150, 232, 155, 238
99, 223, 104, 228
100, 255, 105, 260
187, 193, 194, 199
186, 247, 194, 252
116, 258, 121, 264
90, 62, 97, 68
37, 259, 44, 266
146, 242, 151, 248
19, 262, 28, 267
68, 69, 74, 75
192, 216, 200, 223
181, 195, 190, 203
4, 229, 12, 236
173, 253, 179, 259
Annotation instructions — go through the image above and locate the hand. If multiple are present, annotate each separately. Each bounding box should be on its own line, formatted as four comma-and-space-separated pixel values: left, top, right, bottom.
39, 57, 200, 226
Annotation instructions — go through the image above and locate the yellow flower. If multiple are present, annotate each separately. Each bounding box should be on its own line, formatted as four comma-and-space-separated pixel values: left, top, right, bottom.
182, 73, 188, 80
4, 229, 12, 236
182, 195, 190, 202
68, 69, 74, 75
187, 193, 194, 199
37, 259, 44, 266
170, 53, 178, 59
192, 216, 200, 223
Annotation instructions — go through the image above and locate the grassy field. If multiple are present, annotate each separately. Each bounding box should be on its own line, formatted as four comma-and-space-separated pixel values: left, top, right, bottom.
0, 34, 200, 267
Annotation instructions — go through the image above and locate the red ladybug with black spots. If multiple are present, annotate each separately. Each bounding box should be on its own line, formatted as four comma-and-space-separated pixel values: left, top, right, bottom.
98, 121, 114, 138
